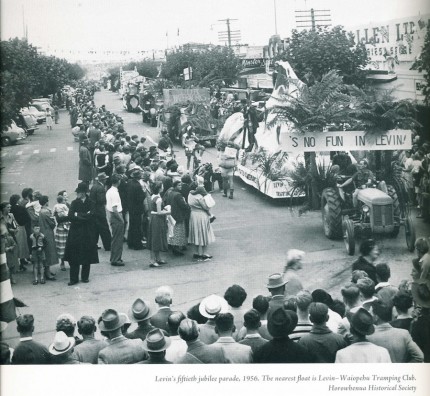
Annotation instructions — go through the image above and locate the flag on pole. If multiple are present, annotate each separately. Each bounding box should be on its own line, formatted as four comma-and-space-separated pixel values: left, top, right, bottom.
0, 252, 16, 323
177, 28, 179, 36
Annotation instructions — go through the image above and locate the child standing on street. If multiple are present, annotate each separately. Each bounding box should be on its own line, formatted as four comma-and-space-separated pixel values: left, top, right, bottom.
29, 224, 47, 285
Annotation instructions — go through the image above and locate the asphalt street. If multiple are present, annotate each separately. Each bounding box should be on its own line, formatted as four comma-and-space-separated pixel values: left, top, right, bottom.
1, 89, 428, 347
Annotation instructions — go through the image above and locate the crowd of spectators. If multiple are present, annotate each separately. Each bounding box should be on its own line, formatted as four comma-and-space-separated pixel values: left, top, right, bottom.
1, 240, 429, 364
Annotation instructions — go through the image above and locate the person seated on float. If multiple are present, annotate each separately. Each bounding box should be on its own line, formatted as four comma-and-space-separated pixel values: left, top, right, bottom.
337, 159, 376, 207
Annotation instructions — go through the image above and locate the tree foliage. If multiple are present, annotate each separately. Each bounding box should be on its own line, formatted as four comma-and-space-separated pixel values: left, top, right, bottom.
411, 21, 430, 105
276, 26, 368, 87
161, 46, 242, 87
1, 38, 85, 130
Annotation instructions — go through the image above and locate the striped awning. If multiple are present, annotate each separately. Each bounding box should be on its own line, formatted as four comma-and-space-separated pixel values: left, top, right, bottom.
0, 253, 16, 323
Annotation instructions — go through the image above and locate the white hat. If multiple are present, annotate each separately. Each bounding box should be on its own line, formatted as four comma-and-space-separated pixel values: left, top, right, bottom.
48, 331, 75, 355
199, 295, 229, 319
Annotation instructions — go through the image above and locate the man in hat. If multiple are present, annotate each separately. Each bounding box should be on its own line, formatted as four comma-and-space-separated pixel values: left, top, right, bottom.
214, 313, 253, 363
266, 273, 288, 313
139, 328, 172, 364
150, 286, 174, 333
165, 311, 187, 363
126, 169, 145, 250
11, 314, 50, 364
238, 309, 268, 353
335, 308, 391, 363
78, 138, 93, 186
98, 309, 148, 364
410, 279, 430, 362
368, 300, 423, 362
177, 319, 227, 364
253, 307, 313, 363
198, 295, 228, 344
105, 175, 124, 266
89, 172, 111, 251
63, 182, 99, 285
74, 315, 108, 364
125, 298, 156, 341
298, 303, 347, 363
49, 331, 80, 364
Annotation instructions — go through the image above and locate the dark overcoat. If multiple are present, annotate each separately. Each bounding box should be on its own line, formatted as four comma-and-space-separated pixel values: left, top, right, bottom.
79, 145, 93, 182
63, 196, 99, 265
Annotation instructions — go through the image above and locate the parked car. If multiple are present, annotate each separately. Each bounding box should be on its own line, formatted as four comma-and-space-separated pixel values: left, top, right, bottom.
1, 120, 27, 146
31, 101, 54, 114
16, 112, 38, 135
22, 106, 46, 123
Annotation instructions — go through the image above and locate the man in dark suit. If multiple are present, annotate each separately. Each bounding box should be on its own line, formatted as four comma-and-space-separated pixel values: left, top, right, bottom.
177, 319, 227, 363
125, 298, 156, 341
126, 169, 145, 250
89, 172, 111, 251
12, 314, 50, 364
238, 309, 268, 353
253, 307, 314, 363
97, 309, 148, 364
150, 286, 173, 333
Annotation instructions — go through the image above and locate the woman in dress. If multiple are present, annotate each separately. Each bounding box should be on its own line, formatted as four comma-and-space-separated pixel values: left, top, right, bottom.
187, 185, 215, 261
147, 181, 170, 268
46, 108, 53, 130
38, 196, 57, 280
9, 194, 30, 271
54, 190, 70, 271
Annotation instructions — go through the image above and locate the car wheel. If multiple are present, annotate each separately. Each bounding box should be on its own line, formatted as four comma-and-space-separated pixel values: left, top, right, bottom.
1, 136, 11, 146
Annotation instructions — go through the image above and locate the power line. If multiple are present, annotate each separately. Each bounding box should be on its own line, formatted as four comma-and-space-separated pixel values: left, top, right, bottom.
218, 18, 239, 47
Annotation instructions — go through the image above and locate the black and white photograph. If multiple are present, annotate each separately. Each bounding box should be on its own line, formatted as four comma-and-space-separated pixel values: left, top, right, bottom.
1, 0, 430, 395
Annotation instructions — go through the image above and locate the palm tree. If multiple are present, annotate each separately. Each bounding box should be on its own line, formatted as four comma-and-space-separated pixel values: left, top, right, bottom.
268, 70, 355, 209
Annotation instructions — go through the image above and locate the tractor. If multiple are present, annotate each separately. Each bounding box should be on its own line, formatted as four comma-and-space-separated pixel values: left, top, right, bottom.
321, 175, 416, 255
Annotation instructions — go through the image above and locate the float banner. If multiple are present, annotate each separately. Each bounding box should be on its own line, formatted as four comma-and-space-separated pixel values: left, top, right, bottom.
279, 130, 412, 153
163, 89, 210, 106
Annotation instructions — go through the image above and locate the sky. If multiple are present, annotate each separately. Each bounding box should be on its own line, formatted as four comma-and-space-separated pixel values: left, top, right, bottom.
1, 0, 430, 60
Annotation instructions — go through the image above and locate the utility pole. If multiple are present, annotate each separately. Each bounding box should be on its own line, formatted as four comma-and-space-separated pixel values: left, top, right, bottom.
218, 18, 240, 47
274, 0, 278, 35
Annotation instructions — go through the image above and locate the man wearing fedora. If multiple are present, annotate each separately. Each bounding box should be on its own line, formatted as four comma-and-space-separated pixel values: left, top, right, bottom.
48, 331, 80, 364
177, 319, 227, 364
11, 314, 50, 364
63, 182, 99, 286
139, 328, 172, 364
198, 294, 228, 344
368, 300, 423, 362
98, 309, 148, 364
126, 169, 146, 250
125, 298, 156, 341
266, 273, 288, 313
214, 313, 253, 363
335, 308, 391, 363
253, 307, 313, 363
89, 172, 111, 251
410, 279, 430, 362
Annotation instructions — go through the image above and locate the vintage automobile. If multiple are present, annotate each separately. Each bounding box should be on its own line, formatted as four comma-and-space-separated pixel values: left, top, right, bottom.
321, 178, 415, 255
1, 120, 27, 146
16, 112, 38, 135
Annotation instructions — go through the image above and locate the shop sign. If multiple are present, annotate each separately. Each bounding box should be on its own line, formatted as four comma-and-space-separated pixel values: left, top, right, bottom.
350, 14, 430, 63
241, 58, 267, 68
279, 130, 412, 153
